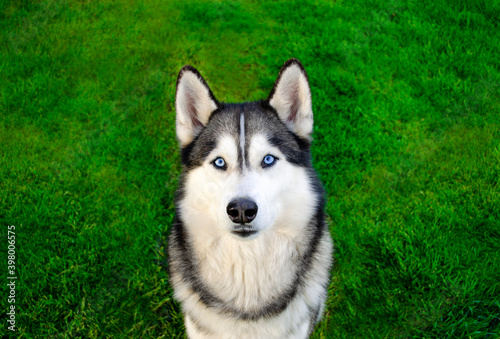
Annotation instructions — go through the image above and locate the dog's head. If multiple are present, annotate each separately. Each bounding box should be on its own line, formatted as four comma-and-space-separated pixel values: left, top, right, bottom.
175, 59, 320, 240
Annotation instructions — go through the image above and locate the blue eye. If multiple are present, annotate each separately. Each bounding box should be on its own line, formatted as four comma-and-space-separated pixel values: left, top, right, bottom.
262, 154, 277, 168
213, 157, 226, 170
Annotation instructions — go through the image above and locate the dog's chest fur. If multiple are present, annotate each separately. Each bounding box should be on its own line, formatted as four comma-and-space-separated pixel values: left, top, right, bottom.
192, 230, 305, 312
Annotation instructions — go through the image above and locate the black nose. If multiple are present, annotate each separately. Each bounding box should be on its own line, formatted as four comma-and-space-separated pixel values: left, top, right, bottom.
226, 198, 258, 224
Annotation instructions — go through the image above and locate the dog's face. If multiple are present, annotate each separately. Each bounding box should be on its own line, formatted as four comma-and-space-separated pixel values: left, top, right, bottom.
175, 60, 318, 240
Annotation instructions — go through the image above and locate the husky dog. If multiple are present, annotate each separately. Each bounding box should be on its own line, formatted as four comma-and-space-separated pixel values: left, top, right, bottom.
168, 59, 333, 339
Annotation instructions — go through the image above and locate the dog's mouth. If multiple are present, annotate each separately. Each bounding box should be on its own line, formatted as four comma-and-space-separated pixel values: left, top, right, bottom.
231, 225, 258, 238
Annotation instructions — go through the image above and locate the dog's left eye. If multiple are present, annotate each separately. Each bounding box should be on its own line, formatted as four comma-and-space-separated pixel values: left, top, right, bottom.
212, 157, 227, 170
262, 154, 277, 168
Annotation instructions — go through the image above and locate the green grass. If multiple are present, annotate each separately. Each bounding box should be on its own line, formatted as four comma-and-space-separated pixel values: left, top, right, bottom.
1, 0, 499, 337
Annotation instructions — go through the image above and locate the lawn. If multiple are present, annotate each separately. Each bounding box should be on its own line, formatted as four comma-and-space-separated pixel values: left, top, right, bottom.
1, 0, 499, 337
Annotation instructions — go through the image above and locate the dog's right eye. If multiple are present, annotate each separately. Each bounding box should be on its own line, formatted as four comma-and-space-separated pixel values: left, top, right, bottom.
261, 154, 278, 168
212, 157, 227, 170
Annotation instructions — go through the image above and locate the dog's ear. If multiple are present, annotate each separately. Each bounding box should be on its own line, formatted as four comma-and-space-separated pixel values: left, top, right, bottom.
175, 65, 219, 147
267, 59, 313, 141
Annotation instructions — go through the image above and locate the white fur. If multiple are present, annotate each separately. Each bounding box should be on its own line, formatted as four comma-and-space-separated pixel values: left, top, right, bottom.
240, 112, 245, 163
269, 64, 313, 140
176, 134, 332, 338
176, 71, 218, 147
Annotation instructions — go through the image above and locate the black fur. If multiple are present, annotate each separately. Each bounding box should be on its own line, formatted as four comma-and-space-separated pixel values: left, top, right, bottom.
180, 100, 312, 172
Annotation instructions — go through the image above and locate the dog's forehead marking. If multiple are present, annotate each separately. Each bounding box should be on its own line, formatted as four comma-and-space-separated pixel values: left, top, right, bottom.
239, 111, 245, 168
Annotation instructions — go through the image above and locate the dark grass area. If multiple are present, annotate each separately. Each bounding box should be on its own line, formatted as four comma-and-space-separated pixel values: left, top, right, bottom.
1, 0, 499, 337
